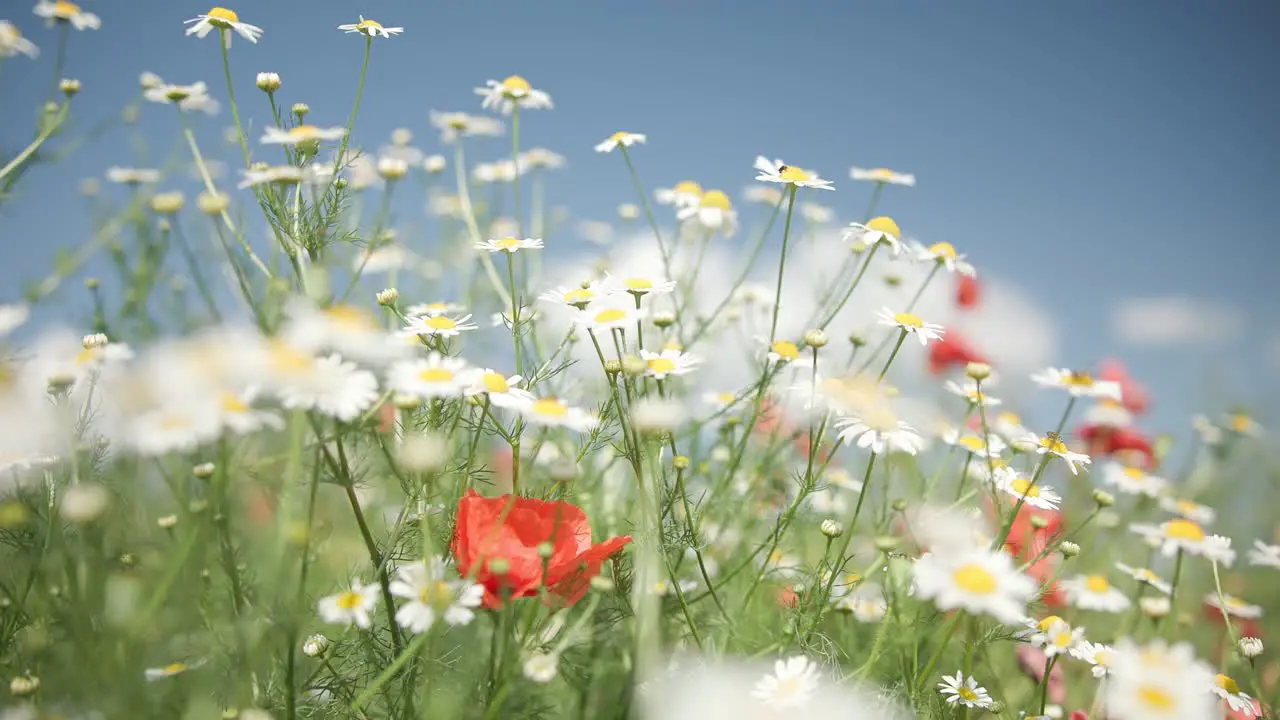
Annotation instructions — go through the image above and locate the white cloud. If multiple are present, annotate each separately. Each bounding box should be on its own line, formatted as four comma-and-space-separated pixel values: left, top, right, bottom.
1111, 297, 1242, 346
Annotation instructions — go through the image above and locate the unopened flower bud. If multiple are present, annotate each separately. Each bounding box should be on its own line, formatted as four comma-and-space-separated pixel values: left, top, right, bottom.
488, 558, 511, 575
1030, 514, 1050, 530
964, 362, 992, 381
883, 274, 901, 288
60, 79, 81, 96
803, 329, 828, 348
149, 191, 185, 215
192, 462, 216, 479
82, 333, 108, 349
672, 455, 690, 470
376, 288, 399, 306
9, 675, 39, 696
377, 157, 409, 181
622, 356, 647, 377
291, 102, 309, 118
848, 333, 867, 348
820, 520, 843, 538
873, 535, 899, 553
537, 542, 554, 559
1240, 636, 1264, 659
424, 155, 446, 174
1059, 541, 1080, 558
890, 498, 908, 512
157, 514, 178, 530
256, 72, 281, 92
1092, 489, 1115, 508
617, 203, 639, 220
302, 634, 329, 658
603, 360, 622, 375
46, 372, 75, 394
987, 700, 1006, 713
197, 191, 229, 215
652, 312, 675, 329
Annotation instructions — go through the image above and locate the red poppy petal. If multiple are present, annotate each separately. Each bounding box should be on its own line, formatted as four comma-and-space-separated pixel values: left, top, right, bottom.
548, 536, 633, 607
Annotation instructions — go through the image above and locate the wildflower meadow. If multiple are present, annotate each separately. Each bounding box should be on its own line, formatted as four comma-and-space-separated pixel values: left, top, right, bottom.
0, 4, 1277, 720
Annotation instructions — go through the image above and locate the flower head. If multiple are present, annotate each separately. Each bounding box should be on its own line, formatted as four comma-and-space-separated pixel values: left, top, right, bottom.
594, 131, 646, 153
912, 240, 976, 276
518, 397, 597, 432
1105, 639, 1216, 720
639, 349, 699, 380
388, 560, 483, 633
401, 313, 479, 339
1032, 368, 1122, 400
475, 75, 553, 114
338, 16, 403, 38
318, 580, 380, 628
843, 217, 903, 255
34, 0, 100, 30
475, 237, 543, 254
913, 547, 1036, 625
751, 656, 821, 709
850, 166, 916, 186
1062, 574, 1131, 613
184, 7, 262, 45
0, 21, 39, 58
937, 672, 992, 709
876, 308, 945, 345
753, 156, 834, 190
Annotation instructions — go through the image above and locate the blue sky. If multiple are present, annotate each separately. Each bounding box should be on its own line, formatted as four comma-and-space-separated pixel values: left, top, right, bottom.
2, 0, 1278, 437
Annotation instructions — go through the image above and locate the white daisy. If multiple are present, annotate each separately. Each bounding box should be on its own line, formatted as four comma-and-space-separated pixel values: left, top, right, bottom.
750, 656, 820, 709
1248, 539, 1280, 569
655, 180, 703, 209
913, 547, 1036, 625
404, 302, 466, 318
461, 369, 535, 410
337, 16, 403, 38
183, 7, 261, 44
1061, 574, 1131, 613
0, 21, 39, 58
702, 390, 742, 410
875, 308, 945, 346
937, 672, 992, 709
260, 125, 348, 146
998, 472, 1062, 511
475, 75, 553, 115
1083, 398, 1133, 428
1105, 639, 1216, 720
1129, 519, 1233, 562
1103, 462, 1169, 498
766, 339, 803, 365
1115, 563, 1173, 595
837, 581, 887, 622
850, 166, 915, 186
594, 131, 646, 153
429, 111, 504, 143
281, 300, 405, 365
1031, 368, 1122, 400
217, 389, 284, 435
743, 184, 785, 205
388, 560, 483, 634
518, 398, 597, 432
520, 148, 565, 170
523, 653, 559, 683
474, 237, 543, 253
237, 165, 319, 189
1030, 617, 1086, 657
143, 82, 220, 114
639, 349, 699, 380
1204, 593, 1262, 620
276, 354, 379, 423
106, 167, 162, 185
34, 0, 99, 30
539, 284, 600, 309
1071, 641, 1116, 678
800, 202, 834, 225
843, 217, 903, 255
941, 430, 1007, 459
753, 156, 834, 190
1159, 497, 1216, 525
1025, 432, 1091, 475
318, 580, 380, 629
387, 354, 470, 400
401, 313, 479, 339
573, 304, 645, 333
1212, 674, 1258, 716
833, 415, 924, 456
944, 379, 1002, 408
677, 189, 738, 237
601, 272, 676, 297
123, 404, 222, 457
912, 240, 976, 276
1224, 412, 1262, 437
144, 660, 203, 682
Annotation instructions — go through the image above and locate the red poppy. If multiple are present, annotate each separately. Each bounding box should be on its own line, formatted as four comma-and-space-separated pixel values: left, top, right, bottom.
451, 490, 632, 608
776, 585, 800, 609
1098, 358, 1149, 415
956, 274, 981, 310
928, 331, 987, 375
1078, 425, 1155, 469
1069, 712, 1089, 720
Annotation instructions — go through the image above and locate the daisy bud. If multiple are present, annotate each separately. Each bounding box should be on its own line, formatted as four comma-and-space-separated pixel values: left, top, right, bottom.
60, 78, 81, 96
1239, 636, 1264, 659
1030, 514, 1050, 530
891, 498, 908, 512
848, 333, 867, 348
377, 157, 410, 181
803, 329, 828, 348
590, 576, 614, 592
603, 360, 621, 375
964, 362, 993, 381
537, 542, 555, 559
523, 652, 559, 683
820, 519, 843, 538
82, 333, 108, 349
672, 455, 690, 470
873, 535, 899, 552
617, 203, 639, 220
9, 675, 39, 696
1091, 489, 1115, 507
987, 700, 1006, 713
1139, 596, 1171, 618
396, 433, 449, 473
391, 128, 413, 146
291, 102, 309, 119
376, 288, 399, 306
424, 154, 447, 174
1059, 541, 1080, 558
59, 483, 110, 524
488, 558, 511, 575
255, 72, 281, 92
622, 356, 647, 377
192, 462, 216, 479
652, 312, 676, 329
197, 191, 229, 215
149, 191, 185, 215
302, 634, 330, 658
333, 177, 349, 191
80, 178, 100, 197
157, 514, 178, 530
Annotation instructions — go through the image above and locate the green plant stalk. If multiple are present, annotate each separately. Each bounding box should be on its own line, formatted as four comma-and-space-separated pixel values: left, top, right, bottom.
767, 184, 799, 342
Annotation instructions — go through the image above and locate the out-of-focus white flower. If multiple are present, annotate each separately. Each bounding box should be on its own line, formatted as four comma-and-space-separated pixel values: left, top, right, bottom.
750, 656, 820, 709
429, 111, 504, 143
35, 0, 100, 30
1105, 639, 1216, 720
1061, 574, 1131, 613
913, 546, 1035, 625
1031, 368, 1121, 400
475, 75, 553, 115
388, 560, 483, 634
876, 308, 945, 345
318, 580, 380, 629
594, 131, 646, 153
0, 21, 39, 58
850, 166, 915, 186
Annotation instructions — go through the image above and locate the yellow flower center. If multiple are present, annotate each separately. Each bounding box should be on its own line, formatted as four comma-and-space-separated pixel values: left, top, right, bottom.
593, 308, 626, 324
1230, 414, 1252, 432
1064, 371, 1094, 387
958, 687, 977, 702
1040, 436, 1069, 454
957, 436, 986, 453
357, 18, 384, 30
1137, 568, 1160, 583
998, 412, 1021, 426
1216, 674, 1240, 694
501, 75, 532, 94
75, 347, 98, 365
1122, 466, 1145, 480
870, 168, 896, 180
495, 237, 522, 250
699, 190, 732, 210
1085, 575, 1110, 593
1010, 478, 1040, 498
717, 392, 735, 404
1037, 615, 1063, 632
927, 241, 957, 259
418, 581, 453, 606
1137, 685, 1176, 711
864, 216, 901, 238
1095, 650, 1112, 666
1175, 500, 1198, 516
1054, 631, 1074, 647
770, 341, 799, 361
335, 591, 363, 610
952, 563, 997, 595
207, 7, 239, 24
289, 125, 319, 140
531, 399, 568, 417
562, 288, 594, 305
777, 165, 812, 182
162, 663, 187, 674
53, 0, 81, 18
324, 305, 375, 329
220, 393, 248, 414
269, 343, 313, 374
624, 277, 653, 291
608, 131, 632, 143
673, 180, 703, 197
418, 368, 455, 383
481, 372, 509, 393
893, 312, 924, 328
423, 303, 449, 312
648, 358, 677, 374
1164, 519, 1205, 541
424, 316, 457, 330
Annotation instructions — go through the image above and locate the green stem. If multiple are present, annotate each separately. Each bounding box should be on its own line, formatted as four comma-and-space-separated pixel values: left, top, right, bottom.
914, 610, 964, 692
219, 32, 251, 166
511, 106, 523, 238
878, 330, 907, 382
767, 184, 799, 342
618, 145, 671, 277
350, 633, 430, 711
